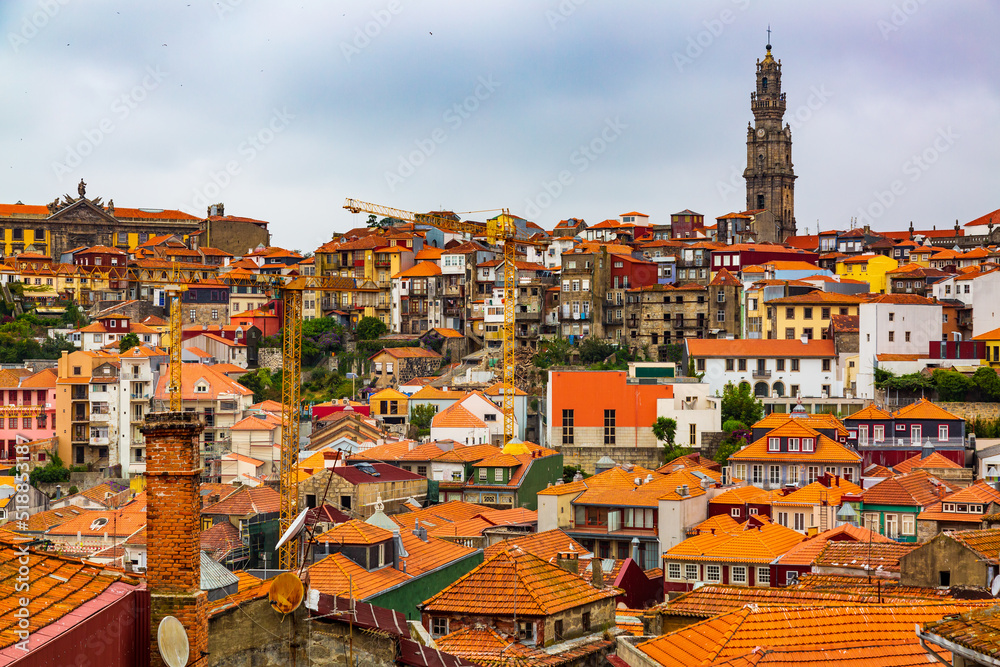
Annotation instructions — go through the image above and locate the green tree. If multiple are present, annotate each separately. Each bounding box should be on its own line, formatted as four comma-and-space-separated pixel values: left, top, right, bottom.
60, 302, 86, 328
562, 465, 590, 483
410, 404, 438, 437
238, 368, 282, 403
357, 316, 388, 341
533, 338, 572, 368
653, 417, 677, 445
972, 367, 1000, 402
30, 451, 71, 486
579, 337, 615, 364
932, 369, 973, 402
714, 437, 746, 467
662, 343, 683, 364
118, 332, 141, 352
721, 382, 763, 426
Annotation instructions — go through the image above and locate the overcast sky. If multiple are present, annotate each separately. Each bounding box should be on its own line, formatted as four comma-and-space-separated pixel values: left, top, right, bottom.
0, 1, 997, 253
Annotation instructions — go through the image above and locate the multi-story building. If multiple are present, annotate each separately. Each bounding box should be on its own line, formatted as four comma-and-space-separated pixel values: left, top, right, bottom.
675, 242, 722, 285
55, 350, 123, 468
624, 284, 713, 353
764, 291, 864, 341
181, 279, 230, 327
0, 368, 57, 462
559, 243, 614, 341
115, 345, 168, 477
844, 399, 966, 468
391, 261, 443, 334
686, 338, 842, 401
604, 254, 659, 342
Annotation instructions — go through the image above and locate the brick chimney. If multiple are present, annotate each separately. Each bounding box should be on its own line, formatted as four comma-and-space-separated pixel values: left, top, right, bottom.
141, 411, 207, 667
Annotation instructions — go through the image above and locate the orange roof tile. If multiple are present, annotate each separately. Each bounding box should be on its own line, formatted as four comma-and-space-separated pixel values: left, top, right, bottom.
687, 338, 836, 358
316, 520, 393, 545
708, 485, 774, 506
731, 422, 861, 465
893, 451, 964, 474
691, 514, 742, 536
392, 261, 441, 278
431, 403, 486, 430
892, 397, 961, 421
207, 570, 271, 617
664, 521, 804, 564
771, 478, 862, 506
814, 540, 916, 573
482, 529, 589, 564
860, 470, 948, 507
752, 412, 849, 436
201, 486, 281, 516
775, 524, 893, 567
374, 346, 442, 360
845, 404, 893, 420
947, 527, 1000, 564
307, 552, 411, 600
421, 546, 618, 616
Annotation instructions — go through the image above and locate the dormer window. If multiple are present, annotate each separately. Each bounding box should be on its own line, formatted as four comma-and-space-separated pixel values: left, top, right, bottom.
768, 437, 779, 452
195, 383, 208, 393
787, 438, 799, 452
802, 438, 815, 452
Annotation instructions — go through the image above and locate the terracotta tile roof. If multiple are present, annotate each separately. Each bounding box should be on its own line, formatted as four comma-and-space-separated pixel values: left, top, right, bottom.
946, 527, 1000, 564
393, 500, 491, 530
23, 505, 89, 532
772, 478, 862, 507
945, 480, 1000, 504
421, 546, 618, 616
861, 471, 948, 507
692, 514, 743, 536
637, 603, 982, 667
153, 362, 253, 400
892, 397, 961, 421
307, 552, 411, 600
686, 338, 836, 358
731, 423, 861, 465
893, 451, 964, 474
708, 485, 774, 506
814, 540, 917, 573
200, 520, 244, 561
665, 520, 804, 564
44, 509, 146, 538
706, 642, 952, 665
766, 291, 865, 304
660, 583, 941, 619
789, 572, 952, 597
482, 529, 589, 564
431, 444, 503, 464
393, 261, 442, 278
316, 520, 393, 545
864, 463, 895, 478
202, 486, 281, 516
374, 346, 442, 360
752, 412, 849, 437
0, 533, 143, 650
572, 467, 715, 508
916, 502, 987, 523
845, 404, 893, 420
922, 605, 1000, 662
775, 524, 893, 566
397, 530, 480, 577
432, 403, 486, 429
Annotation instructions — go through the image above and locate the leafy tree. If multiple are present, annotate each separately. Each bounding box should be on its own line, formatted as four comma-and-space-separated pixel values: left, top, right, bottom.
653, 417, 677, 445
714, 436, 746, 467
30, 451, 71, 486
238, 368, 282, 403
410, 404, 438, 437
721, 382, 763, 426
118, 333, 141, 352
932, 369, 973, 402
579, 337, 616, 364
60, 302, 86, 328
357, 316, 388, 341
662, 343, 683, 364
874, 367, 894, 390
533, 338, 572, 368
68, 485, 79, 495
40, 334, 76, 358
972, 367, 1000, 402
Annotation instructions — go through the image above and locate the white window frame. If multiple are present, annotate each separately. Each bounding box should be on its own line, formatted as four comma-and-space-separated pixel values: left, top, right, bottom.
757, 567, 770, 586
794, 513, 805, 531
684, 564, 699, 581
768, 437, 780, 452
769, 465, 780, 485
667, 563, 682, 580
873, 425, 884, 442
901, 513, 915, 535
802, 438, 814, 452
787, 438, 799, 452
730, 566, 747, 584
938, 425, 949, 442
706, 564, 721, 582
787, 466, 799, 484
731, 507, 741, 518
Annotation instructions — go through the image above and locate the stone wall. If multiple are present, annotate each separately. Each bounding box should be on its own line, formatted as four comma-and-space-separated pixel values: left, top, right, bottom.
939, 402, 1000, 422
259, 347, 282, 371
205, 218, 271, 256
558, 445, 665, 474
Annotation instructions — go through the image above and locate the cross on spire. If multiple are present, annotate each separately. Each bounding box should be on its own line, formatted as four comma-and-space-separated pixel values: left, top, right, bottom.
766, 25, 771, 51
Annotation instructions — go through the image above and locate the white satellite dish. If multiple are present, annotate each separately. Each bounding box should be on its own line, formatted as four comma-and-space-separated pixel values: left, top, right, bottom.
275, 507, 310, 551
991, 574, 1000, 597
157, 616, 190, 667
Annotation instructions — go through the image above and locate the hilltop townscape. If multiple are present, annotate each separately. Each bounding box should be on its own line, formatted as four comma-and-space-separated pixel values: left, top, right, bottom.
3, 31, 1000, 667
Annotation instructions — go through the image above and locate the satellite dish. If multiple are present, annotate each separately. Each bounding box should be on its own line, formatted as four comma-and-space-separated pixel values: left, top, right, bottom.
991, 574, 1000, 597
275, 507, 310, 551
157, 616, 190, 667
269, 572, 305, 614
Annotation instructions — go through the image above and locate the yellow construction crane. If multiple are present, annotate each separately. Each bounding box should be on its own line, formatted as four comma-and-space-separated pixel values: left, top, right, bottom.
343, 198, 520, 445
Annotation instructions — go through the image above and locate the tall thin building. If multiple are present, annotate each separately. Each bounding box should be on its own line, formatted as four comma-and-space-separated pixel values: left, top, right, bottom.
744, 36, 797, 243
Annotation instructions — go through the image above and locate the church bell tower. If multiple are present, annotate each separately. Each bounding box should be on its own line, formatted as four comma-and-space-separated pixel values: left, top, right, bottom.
744, 33, 796, 242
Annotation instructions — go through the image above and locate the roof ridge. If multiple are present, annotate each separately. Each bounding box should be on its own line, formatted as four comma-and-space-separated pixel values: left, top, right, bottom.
704, 607, 755, 665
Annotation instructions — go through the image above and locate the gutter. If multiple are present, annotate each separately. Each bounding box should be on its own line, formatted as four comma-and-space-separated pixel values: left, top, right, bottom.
917, 625, 1000, 667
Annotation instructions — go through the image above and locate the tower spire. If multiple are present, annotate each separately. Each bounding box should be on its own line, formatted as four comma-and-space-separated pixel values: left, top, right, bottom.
766, 24, 771, 51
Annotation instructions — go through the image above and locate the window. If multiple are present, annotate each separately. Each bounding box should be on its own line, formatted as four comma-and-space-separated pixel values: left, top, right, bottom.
554, 620, 564, 641
211, 309, 219, 320
726, 359, 735, 371
821, 307, 830, 319
668, 563, 682, 580
696, 358, 705, 371
752, 465, 763, 484
803, 307, 813, 320
794, 513, 805, 531
787, 466, 799, 484
604, 409, 616, 445
785, 328, 796, 340
787, 437, 799, 452
822, 359, 831, 372
938, 425, 949, 441
776, 511, 788, 527
417, 465, 427, 477
738, 359, 747, 371
905, 331, 911, 342
717, 311, 725, 322
902, 514, 915, 535
888, 312, 895, 322
785, 307, 795, 319
768, 437, 780, 452
518, 621, 534, 642
807, 466, 819, 483
581, 612, 591, 632
757, 567, 770, 585
685, 564, 699, 580
888, 331, 895, 342
731, 507, 741, 517
802, 438, 814, 452
706, 565, 721, 582
432, 618, 448, 636
730, 566, 747, 584
791, 359, 799, 372
776, 359, 785, 371
478, 468, 487, 481
690, 423, 697, 444
494, 467, 504, 482
562, 409, 574, 445
873, 425, 884, 442
802, 328, 813, 340
769, 465, 780, 485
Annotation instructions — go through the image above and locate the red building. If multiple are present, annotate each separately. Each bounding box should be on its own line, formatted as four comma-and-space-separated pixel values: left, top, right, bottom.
610, 253, 659, 290
710, 244, 820, 274
73, 244, 128, 268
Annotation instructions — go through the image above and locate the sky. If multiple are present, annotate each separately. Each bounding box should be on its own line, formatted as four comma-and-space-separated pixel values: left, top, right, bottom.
0, 1, 997, 253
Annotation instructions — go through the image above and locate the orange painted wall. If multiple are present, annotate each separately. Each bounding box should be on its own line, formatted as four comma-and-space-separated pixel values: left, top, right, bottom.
550, 371, 673, 428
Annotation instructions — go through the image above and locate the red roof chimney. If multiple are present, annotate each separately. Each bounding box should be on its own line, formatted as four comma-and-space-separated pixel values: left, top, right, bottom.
141, 412, 208, 667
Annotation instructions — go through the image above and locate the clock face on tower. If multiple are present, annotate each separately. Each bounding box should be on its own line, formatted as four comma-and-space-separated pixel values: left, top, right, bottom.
756, 128, 766, 138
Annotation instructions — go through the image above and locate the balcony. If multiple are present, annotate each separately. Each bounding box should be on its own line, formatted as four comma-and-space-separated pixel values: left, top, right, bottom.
752, 370, 771, 379
567, 522, 658, 538
89, 436, 110, 446
90, 411, 112, 423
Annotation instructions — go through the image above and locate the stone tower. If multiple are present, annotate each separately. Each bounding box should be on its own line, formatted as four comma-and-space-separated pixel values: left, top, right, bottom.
744, 38, 796, 243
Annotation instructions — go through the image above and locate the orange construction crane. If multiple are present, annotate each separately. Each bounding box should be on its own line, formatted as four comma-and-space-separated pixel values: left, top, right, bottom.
343, 198, 522, 445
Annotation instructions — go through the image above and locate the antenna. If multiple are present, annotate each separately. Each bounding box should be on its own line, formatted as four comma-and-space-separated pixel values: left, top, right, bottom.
157, 616, 190, 667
